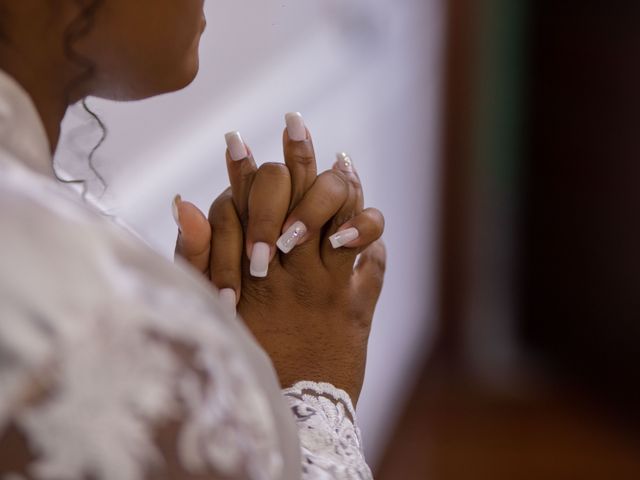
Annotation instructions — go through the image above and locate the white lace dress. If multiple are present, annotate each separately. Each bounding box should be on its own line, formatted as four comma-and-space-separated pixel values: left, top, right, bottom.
0, 70, 373, 480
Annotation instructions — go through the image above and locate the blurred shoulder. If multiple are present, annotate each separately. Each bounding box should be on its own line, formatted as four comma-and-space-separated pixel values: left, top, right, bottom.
0, 160, 292, 480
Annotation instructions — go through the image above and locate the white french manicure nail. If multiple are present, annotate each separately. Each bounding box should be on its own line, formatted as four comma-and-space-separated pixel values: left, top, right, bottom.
276, 221, 307, 254
285, 112, 307, 142
250, 242, 270, 277
335, 152, 354, 173
172, 194, 182, 232
225, 131, 248, 161
218, 288, 237, 314
329, 227, 360, 249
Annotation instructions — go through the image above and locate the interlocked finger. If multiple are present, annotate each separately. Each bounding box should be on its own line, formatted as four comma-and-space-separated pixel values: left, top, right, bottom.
322, 207, 385, 274
246, 162, 291, 277
283, 112, 317, 209
275, 169, 350, 261
208, 188, 243, 312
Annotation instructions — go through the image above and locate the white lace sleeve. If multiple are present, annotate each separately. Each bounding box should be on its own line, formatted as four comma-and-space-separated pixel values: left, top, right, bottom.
282, 381, 373, 479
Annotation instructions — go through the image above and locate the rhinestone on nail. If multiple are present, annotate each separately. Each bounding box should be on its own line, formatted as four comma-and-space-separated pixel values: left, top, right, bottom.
336, 152, 354, 172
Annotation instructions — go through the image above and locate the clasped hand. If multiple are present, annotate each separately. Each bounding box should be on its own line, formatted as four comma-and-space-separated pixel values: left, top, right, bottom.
172, 113, 385, 403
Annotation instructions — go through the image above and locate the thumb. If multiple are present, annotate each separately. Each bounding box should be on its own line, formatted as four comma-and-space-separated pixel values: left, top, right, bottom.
173, 195, 211, 276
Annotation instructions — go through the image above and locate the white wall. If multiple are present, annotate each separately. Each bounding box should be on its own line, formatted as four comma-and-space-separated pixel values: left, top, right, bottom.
56, 0, 444, 467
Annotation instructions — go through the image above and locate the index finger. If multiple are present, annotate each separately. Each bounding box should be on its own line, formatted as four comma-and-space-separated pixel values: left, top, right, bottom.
283, 112, 317, 209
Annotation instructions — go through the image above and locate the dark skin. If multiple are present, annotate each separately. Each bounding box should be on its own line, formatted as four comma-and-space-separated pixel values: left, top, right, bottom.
0, 0, 205, 151
0, 1, 386, 477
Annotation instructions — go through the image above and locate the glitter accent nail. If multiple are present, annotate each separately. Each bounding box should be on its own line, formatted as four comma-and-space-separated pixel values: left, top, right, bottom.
276, 221, 308, 254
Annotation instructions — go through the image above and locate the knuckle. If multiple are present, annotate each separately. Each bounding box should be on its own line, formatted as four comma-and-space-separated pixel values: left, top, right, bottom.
211, 200, 233, 220
258, 162, 290, 178
316, 192, 342, 212
347, 174, 362, 192
334, 211, 356, 227
288, 144, 315, 167
372, 270, 386, 293
211, 207, 239, 234
322, 169, 348, 187
374, 208, 385, 221
373, 258, 387, 277
369, 241, 387, 274
371, 219, 385, 240
251, 213, 281, 230
212, 217, 237, 236
318, 170, 349, 200
333, 199, 357, 226
237, 164, 256, 185
366, 209, 386, 236
211, 265, 240, 284
208, 188, 233, 220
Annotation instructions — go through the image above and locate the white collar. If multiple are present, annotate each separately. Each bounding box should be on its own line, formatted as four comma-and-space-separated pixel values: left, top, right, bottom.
0, 68, 55, 179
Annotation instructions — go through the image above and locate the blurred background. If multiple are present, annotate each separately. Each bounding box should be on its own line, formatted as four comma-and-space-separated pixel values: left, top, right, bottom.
55, 0, 640, 478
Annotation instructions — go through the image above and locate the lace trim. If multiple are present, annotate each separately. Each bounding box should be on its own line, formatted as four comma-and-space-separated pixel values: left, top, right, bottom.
283, 381, 373, 480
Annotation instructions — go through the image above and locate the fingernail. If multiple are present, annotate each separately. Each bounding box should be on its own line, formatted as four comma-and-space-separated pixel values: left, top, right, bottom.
335, 152, 354, 173
218, 288, 237, 314
329, 227, 360, 249
276, 221, 307, 254
285, 112, 307, 142
172, 194, 182, 232
250, 242, 270, 277
225, 131, 248, 161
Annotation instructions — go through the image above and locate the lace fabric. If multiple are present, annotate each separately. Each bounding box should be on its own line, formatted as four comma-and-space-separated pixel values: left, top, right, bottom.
283, 382, 373, 480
